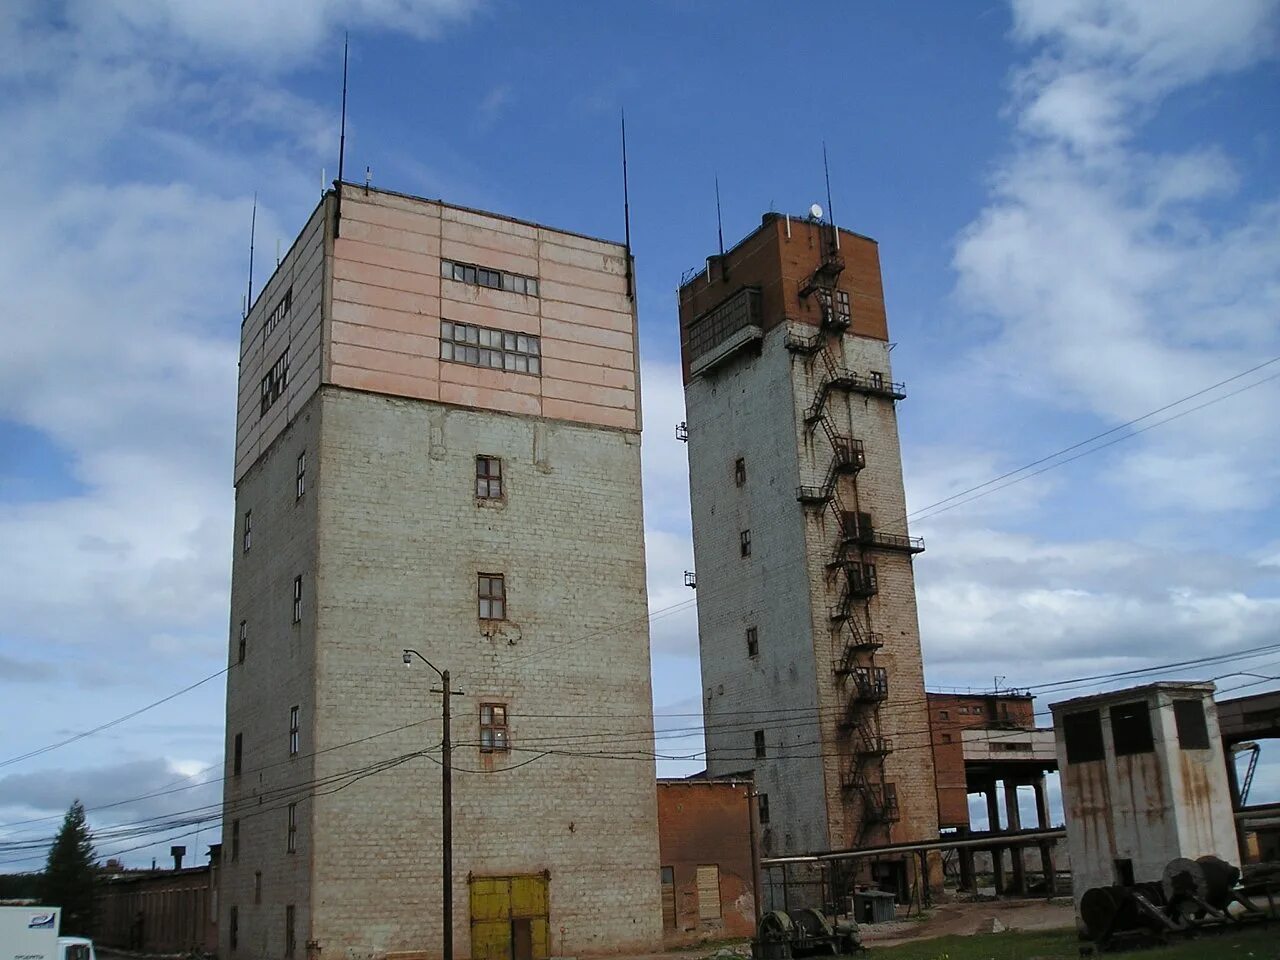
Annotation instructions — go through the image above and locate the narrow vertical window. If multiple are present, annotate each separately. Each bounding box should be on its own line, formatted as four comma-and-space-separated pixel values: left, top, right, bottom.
740, 529, 752, 558
243, 510, 252, 553
746, 626, 759, 658
476, 456, 503, 499
480, 703, 510, 752
870, 371, 884, 390
285, 905, 296, 958
229, 906, 238, 951
734, 457, 746, 487
231, 820, 240, 861
287, 802, 297, 853
237, 621, 247, 665
296, 451, 306, 499
233, 733, 243, 775
836, 289, 851, 324
292, 576, 302, 624
758, 793, 770, 824
478, 574, 506, 620
754, 730, 766, 758
253, 871, 262, 905
289, 706, 300, 756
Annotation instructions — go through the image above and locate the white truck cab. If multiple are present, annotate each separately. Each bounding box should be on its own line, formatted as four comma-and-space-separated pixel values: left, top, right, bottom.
56, 938, 96, 960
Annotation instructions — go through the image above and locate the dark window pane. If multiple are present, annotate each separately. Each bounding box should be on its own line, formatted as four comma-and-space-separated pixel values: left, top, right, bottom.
1174, 699, 1210, 750
1111, 701, 1154, 756
1063, 709, 1105, 764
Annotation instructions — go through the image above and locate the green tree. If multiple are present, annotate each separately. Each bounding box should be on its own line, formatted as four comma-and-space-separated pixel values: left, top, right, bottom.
41, 800, 97, 936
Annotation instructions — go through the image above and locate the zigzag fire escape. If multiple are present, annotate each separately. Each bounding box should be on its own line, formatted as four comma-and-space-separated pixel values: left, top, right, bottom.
785, 226, 922, 845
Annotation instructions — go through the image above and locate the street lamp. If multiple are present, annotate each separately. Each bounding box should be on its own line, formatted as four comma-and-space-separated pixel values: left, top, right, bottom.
403, 649, 455, 960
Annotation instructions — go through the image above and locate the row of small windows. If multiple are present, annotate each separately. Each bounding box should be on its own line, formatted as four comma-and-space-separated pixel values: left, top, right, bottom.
440, 258, 539, 297
1061, 698, 1210, 765
260, 349, 289, 416
262, 286, 292, 343
440, 320, 542, 375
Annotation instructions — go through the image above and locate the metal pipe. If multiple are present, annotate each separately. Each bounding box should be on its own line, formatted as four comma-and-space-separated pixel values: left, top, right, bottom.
761, 827, 1067, 865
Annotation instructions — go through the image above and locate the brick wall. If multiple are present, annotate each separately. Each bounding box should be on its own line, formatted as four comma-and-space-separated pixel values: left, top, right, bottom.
656, 780, 756, 944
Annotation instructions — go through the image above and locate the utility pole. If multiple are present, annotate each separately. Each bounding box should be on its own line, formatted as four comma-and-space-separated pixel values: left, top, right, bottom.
747, 787, 763, 927
403, 649, 461, 960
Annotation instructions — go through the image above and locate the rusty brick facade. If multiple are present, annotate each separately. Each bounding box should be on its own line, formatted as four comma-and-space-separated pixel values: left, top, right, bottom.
927, 693, 1036, 830
656, 779, 756, 944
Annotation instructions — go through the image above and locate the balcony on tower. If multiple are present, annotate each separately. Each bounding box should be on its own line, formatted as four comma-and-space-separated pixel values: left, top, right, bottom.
797, 437, 865, 503
850, 666, 889, 704
841, 511, 925, 555
683, 286, 764, 378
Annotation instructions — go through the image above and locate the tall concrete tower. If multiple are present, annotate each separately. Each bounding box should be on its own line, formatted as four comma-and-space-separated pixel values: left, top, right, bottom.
223, 184, 661, 959
679, 212, 938, 900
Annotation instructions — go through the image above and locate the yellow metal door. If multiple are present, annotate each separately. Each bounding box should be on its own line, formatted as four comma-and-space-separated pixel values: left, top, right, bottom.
470, 877, 511, 960
510, 875, 549, 960
470, 875, 549, 960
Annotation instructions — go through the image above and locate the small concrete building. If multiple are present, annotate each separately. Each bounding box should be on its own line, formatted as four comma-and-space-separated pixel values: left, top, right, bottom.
1050, 682, 1240, 908
656, 779, 756, 945
222, 183, 661, 959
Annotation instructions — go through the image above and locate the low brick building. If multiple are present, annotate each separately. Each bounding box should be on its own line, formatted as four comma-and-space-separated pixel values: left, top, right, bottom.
95, 846, 220, 954
657, 779, 756, 944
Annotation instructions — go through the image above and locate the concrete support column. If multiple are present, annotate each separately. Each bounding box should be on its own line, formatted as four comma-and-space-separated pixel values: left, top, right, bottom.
958, 844, 976, 892
1038, 840, 1057, 897
984, 783, 1004, 893
1033, 775, 1051, 829
1004, 781, 1026, 895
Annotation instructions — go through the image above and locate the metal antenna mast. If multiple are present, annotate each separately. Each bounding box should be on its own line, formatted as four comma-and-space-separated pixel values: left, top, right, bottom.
244, 193, 257, 319
715, 176, 725, 257
334, 33, 349, 237
621, 109, 633, 300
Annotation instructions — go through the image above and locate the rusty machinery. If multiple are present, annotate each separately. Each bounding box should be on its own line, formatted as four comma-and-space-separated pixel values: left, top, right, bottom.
752, 908, 865, 958
1080, 855, 1279, 952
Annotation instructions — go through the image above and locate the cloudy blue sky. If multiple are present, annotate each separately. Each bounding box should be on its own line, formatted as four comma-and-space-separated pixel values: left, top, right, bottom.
1, 0, 1278, 869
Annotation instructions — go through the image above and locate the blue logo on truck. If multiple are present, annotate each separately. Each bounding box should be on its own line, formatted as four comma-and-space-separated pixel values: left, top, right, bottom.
28, 912, 57, 928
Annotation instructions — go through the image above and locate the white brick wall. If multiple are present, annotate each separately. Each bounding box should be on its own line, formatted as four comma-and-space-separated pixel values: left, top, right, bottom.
688, 321, 938, 865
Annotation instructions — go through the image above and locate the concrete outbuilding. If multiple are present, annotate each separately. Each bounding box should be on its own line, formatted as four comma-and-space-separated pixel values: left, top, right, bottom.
1050, 682, 1240, 910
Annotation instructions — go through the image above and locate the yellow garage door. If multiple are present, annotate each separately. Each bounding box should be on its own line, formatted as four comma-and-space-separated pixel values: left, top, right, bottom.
470, 874, 550, 960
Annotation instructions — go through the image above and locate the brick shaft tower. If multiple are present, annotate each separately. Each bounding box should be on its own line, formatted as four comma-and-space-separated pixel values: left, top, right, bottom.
223, 184, 661, 960
679, 212, 938, 899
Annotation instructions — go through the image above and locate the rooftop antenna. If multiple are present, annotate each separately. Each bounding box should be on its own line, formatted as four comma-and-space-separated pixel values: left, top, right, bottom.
621, 108, 633, 301
822, 141, 839, 251
334, 33, 349, 237
715, 176, 725, 257
243, 193, 257, 320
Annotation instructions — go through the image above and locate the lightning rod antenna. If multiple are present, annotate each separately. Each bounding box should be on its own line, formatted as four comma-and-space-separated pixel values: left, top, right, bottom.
244, 193, 257, 320
715, 176, 724, 257
334, 33, 349, 237
621, 108, 633, 300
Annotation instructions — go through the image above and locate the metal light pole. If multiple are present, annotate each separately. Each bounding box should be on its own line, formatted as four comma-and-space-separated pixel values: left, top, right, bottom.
403, 649, 455, 960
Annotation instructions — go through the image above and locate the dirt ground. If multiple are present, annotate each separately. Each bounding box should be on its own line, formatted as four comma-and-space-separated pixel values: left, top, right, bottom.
860, 896, 1076, 947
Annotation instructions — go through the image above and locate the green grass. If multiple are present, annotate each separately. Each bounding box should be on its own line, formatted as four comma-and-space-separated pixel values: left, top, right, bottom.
868, 924, 1280, 959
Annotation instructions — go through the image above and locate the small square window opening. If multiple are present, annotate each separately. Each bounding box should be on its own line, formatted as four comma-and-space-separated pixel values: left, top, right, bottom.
476, 457, 503, 499
480, 703, 509, 753
478, 574, 506, 620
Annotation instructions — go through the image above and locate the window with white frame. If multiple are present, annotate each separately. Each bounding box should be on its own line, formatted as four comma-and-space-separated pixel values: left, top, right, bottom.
440, 258, 539, 297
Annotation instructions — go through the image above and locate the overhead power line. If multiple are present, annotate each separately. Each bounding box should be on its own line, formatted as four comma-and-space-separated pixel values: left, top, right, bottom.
0, 667, 230, 770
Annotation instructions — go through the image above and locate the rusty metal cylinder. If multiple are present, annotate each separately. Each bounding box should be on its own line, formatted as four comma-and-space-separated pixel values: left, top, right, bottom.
1080, 882, 1167, 941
